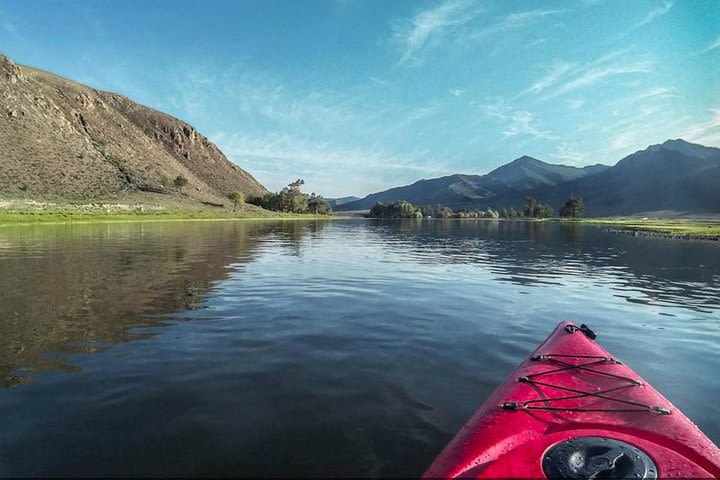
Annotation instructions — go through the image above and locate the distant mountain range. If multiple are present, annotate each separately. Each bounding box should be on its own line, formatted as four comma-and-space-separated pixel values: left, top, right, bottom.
0, 53, 266, 202
326, 196, 361, 208
336, 139, 720, 216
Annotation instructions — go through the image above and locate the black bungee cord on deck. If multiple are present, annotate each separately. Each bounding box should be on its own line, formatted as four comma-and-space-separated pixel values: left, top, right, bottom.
502, 325, 671, 415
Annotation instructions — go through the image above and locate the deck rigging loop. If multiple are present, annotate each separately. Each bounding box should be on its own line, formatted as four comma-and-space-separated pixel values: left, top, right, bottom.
502, 353, 671, 414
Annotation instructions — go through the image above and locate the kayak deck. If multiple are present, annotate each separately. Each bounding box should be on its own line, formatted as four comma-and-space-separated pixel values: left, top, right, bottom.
424, 321, 720, 478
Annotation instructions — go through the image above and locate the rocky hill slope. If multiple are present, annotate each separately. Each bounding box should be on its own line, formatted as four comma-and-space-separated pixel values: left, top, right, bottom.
0, 54, 266, 201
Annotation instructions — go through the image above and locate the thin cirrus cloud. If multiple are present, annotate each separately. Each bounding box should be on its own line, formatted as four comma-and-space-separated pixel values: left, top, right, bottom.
615, 1, 673, 39
681, 108, 720, 145
519, 49, 655, 102
483, 101, 556, 141
391, 2, 565, 65
568, 99, 585, 110
392, 0, 481, 65
522, 62, 575, 96
518, 48, 634, 99
470, 8, 566, 40
213, 132, 452, 196
544, 59, 655, 99
699, 35, 720, 54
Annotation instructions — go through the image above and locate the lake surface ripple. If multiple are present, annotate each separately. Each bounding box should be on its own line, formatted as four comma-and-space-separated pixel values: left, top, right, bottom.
0, 219, 718, 476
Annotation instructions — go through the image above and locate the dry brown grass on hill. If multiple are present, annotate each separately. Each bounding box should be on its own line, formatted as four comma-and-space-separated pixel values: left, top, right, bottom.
0, 53, 267, 203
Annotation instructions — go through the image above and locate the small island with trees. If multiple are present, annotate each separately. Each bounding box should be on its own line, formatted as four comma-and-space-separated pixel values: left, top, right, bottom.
366, 196, 581, 220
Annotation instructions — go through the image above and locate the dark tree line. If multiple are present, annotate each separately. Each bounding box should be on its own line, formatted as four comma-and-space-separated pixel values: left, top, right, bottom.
419, 205, 499, 219
368, 196, 585, 219
248, 179, 332, 214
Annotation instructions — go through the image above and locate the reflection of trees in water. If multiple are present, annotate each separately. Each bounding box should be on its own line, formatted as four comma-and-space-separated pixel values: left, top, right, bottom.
0, 220, 328, 386
255, 220, 327, 257
361, 219, 720, 312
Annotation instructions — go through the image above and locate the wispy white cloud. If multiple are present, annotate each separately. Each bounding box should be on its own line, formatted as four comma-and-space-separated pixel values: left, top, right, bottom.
526, 37, 546, 48
523, 62, 575, 96
213, 132, 452, 196
568, 98, 585, 110
519, 49, 637, 100
450, 88, 464, 97
542, 58, 654, 99
590, 47, 632, 65
547, 60, 654, 98
633, 86, 676, 100
484, 100, 556, 140
502, 9, 567, 28
596, 87, 677, 120
553, 142, 593, 166
392, 0, 481, 65
502, 111, 554, 139
594, 105, 698, 157
636, 1, 673, 28
472, 8, 566, 40
610, 130, 641, 152
681, 108, 720, 146
699, 34, 720, 55
615, 1, 673, 39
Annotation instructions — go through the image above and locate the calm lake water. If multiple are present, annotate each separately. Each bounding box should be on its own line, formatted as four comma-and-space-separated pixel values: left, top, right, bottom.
0, 219, 718, 476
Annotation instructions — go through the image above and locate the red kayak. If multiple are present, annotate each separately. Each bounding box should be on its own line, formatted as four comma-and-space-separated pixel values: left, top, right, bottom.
424, 321, 720, 479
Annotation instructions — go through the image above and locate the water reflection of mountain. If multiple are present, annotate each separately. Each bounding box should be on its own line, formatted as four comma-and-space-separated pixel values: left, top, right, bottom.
0, 220, 327, 386
361, 219, 720, 313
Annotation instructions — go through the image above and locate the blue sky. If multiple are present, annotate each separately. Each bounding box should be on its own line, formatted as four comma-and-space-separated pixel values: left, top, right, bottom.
1, 0, 719, 197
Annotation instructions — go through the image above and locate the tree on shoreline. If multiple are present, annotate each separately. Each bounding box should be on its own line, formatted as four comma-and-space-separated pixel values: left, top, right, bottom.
247, 179, 332, 214
559, 196, 585, 218
307, 193, 331, 214
523, 196, 552, 218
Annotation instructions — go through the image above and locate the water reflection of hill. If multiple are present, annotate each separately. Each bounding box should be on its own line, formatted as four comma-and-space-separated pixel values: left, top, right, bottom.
362, 219, 720, 313
0, 220, 326, 386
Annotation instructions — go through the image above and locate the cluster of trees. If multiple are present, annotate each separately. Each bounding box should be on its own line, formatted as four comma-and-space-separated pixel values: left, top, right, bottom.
368, 195, 585, 220
523, 196, 585, 218
368, 200, 423, 218
368, 202, 502, 219
559, 196, 585, 218
523, 196, 553, 218
247, 179, 332, 214
419, 205, 500, 219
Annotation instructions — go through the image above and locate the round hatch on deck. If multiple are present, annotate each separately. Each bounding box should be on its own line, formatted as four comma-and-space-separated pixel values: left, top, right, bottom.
542, 436, 657, 479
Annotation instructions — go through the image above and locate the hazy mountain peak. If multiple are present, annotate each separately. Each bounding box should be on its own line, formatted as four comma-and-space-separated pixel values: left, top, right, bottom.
509, 155, 543, 165
646, 138, 719, 159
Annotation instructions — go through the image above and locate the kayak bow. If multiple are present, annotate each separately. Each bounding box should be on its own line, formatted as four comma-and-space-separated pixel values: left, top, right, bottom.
424, 321, 720, 479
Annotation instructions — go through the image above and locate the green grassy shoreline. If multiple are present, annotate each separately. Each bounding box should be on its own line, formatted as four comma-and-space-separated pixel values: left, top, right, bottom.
1, 202, 718, 241
0, 208, 333, 226
555, 217, 720, 240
